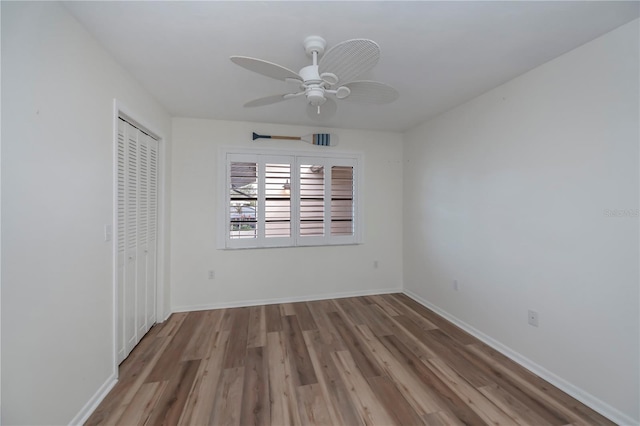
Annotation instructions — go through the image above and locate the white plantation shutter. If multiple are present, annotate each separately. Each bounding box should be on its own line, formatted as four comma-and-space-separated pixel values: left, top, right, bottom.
265, 163, 291, 238
226, 153, 294, 248
222, 148, 361, 249
296, 156, 357, 247
299, 163, 325, 237
331, 165, 354, 236
117, 117, 159, 362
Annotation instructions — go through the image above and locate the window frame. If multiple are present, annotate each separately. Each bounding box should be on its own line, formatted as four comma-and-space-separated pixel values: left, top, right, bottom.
218, 146, 363, 249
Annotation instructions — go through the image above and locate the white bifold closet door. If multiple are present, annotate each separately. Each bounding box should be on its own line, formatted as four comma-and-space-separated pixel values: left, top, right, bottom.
117, 118, 159, 363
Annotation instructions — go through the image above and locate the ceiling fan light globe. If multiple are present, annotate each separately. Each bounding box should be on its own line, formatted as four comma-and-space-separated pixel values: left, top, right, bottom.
320, 72, 339, 86
306, 87, 326, 106
336, 86, 351, 99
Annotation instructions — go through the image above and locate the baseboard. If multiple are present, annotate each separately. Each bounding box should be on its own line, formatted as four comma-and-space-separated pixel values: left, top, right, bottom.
68, 373, 118, 426
402, 289, 639, 426
172, 287, 403, 313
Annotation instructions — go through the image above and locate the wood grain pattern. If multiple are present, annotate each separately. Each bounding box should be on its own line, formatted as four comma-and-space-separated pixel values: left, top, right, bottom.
86, 294, 614, 426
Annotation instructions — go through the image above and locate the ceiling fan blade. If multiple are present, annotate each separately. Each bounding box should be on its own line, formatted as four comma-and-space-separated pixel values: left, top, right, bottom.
244, 94, 291, 107
231, 56, 302, 82
307, 97, 337, 122
340, 81, 399, 104
318, 39, 380, 85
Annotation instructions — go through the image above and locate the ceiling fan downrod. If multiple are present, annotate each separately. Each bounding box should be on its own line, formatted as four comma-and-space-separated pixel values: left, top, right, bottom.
300, 36, 328, 108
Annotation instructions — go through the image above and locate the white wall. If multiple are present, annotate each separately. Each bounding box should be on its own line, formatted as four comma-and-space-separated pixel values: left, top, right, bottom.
403, 19, 639, 424
171, 118, 403, 310
1, 2, 172, 424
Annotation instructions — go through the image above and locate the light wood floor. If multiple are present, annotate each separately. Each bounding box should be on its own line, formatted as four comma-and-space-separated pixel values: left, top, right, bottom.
86, 293, 613, 425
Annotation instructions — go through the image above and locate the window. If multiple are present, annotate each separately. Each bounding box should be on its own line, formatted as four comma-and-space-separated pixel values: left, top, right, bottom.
220, 148, 361, 249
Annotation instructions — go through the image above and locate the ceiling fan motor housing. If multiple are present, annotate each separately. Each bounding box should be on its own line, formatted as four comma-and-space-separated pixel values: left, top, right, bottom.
299, 64, 326, 106
306, 87, 326, 106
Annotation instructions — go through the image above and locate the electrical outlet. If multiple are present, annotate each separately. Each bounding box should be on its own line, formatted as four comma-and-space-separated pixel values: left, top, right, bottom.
528, 310, 539, 327
452, 280, 459, 291
208, 270, 215, 280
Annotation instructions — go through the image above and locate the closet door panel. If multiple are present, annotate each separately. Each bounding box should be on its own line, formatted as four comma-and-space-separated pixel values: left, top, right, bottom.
136, 134, 149, 336
124, 122, 139, 357
146, 139, 158, 326
117, 120, 127, 363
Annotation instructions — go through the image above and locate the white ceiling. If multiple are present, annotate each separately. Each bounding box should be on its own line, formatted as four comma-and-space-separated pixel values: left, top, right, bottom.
63, 1, 639, 132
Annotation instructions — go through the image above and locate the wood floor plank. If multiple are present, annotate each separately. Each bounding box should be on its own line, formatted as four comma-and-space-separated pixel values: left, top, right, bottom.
357, 304, 394, 337
240, 346, 271, 426
345, 296, 396, 336
87, 294, 615, 426
146, 359, 201, 426
379, 334, 487, 425
305, 300, 346, 351
427, 357, 518, 425
327, 311, 383, 378
265, 303, 283, 332
378, 310, 440, 359
293, 302, 318, 331
209, 366, 245, 426
367, 375, 427, 426
331, 350, 398, 426
222, 307, 250, 369
154, 312, 187, 338
467, 343, 615, 425
332, 297, 369, 326
424, 328, 494, 387
267, 331, 302, 426
177, 330, 230, 426
247, 305, 267, 349
455, 342, 571, 425
218, 308, 234, 331
367, 294, 401, 316
115, 381, 166, 426
181, 309, 222, 361
471, 342, 614, 425
145, 312, 202, 382
424, 410, 467, 426
379, 294, 438, 332
296, 383, 332, 426
282, 314, 318, 386
479, 383, 555, 426
354, 324, 445, 416
302, 330, 363, 426
390, 293, 477, 344
280, 302, 296, 316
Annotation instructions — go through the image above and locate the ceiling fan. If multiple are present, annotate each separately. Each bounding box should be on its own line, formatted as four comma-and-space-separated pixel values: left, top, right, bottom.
230, 36, 399, 121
